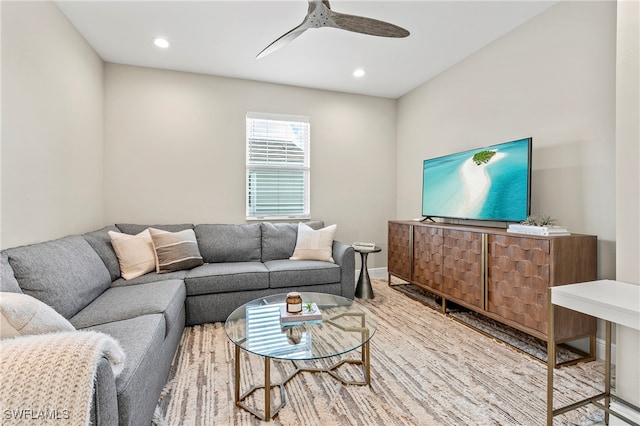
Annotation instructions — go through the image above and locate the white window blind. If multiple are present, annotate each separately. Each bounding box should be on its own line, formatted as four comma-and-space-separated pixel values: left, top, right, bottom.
246, 113, 310, 219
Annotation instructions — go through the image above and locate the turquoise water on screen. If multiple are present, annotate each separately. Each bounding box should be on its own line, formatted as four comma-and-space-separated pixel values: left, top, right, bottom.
422, 139, 530, 221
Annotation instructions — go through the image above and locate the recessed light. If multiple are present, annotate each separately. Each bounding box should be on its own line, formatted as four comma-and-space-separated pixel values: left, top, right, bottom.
153, 37, 170, 48
353, 68, 366, 78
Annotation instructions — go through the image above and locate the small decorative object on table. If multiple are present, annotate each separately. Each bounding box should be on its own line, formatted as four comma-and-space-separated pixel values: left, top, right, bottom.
522, 214, 557, 226
281, 298, 323, 323
286, 292, 302, 314
507, 214, 570, 236
352, 242, 376, 251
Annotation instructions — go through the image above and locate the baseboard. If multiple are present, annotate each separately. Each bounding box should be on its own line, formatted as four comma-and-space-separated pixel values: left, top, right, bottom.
609, 401, 640, 425
596, 337, 617, 363
355, 267, 388, 280
367, 267, 388, 279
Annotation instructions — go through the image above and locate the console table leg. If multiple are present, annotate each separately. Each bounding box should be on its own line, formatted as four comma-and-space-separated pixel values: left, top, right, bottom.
605, 321, 612, 425
547, 288, 555, 426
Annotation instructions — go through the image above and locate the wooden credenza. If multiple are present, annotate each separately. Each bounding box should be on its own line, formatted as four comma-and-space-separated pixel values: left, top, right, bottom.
388, 220, 597, 364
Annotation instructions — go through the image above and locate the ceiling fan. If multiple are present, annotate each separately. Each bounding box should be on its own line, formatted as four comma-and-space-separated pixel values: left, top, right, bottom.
257, 0, 410, 59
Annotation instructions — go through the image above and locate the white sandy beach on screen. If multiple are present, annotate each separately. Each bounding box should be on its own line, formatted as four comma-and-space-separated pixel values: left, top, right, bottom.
458, 151, 506, 216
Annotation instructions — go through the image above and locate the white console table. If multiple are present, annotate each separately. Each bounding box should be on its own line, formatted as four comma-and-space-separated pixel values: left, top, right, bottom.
547, 279, 640, 425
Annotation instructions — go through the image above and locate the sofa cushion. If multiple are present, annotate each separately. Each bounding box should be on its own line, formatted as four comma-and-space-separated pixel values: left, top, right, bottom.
0, 292, 75, 338
290, 223, 337, 263
261, 222, 298, 261
108, 229, 156, 280
110, 270, 188, 287
115, 223, 194, 235
149, 228, 203, 273
264, 259, 341, 288
304, 220, 326, 230
185, 262, 269, 296
83, 225, 121, 281
70, 280, 185, 337
6, 235, 111, 319
0, 253, 22, 294
86, 314, 165, 395
195, 224, 261, 263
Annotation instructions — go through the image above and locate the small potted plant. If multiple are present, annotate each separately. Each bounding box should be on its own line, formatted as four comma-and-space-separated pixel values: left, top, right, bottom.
509, 214, 569, 236
522, 214, 557, 226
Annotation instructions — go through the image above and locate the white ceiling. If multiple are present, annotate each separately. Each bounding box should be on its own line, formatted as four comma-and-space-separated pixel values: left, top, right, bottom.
55, 0, 556, 99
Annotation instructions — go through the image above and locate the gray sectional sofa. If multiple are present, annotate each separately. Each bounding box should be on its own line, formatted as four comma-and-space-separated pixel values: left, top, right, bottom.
0, 221, 355, 426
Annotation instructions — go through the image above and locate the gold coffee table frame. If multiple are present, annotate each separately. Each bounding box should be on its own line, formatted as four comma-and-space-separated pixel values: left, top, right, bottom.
226, 295, 375, 422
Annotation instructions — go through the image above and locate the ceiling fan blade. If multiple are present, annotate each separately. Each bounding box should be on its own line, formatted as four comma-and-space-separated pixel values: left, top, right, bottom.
330, 12, 409, 38
256, 0, 409, 58
256, 25, 308, 59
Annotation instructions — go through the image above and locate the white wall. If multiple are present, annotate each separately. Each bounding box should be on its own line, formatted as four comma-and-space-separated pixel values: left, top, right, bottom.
103, 64, 397, 268
396, 1, 617, 280
1, 0, 104, 249
614, 0, 640, 418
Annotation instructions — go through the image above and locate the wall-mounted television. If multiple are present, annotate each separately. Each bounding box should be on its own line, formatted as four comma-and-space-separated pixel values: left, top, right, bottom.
421, 137, 532, 223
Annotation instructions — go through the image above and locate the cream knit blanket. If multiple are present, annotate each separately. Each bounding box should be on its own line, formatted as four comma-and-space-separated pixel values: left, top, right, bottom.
0, 331, 125, 426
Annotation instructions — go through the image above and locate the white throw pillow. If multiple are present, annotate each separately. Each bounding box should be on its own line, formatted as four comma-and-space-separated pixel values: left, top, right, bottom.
108, 229, 156, 280
290, 223, 337, 263
0, 292, 75, 339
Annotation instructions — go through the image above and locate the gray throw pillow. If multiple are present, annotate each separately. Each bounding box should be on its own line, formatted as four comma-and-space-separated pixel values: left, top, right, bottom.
149, 228, 203, 273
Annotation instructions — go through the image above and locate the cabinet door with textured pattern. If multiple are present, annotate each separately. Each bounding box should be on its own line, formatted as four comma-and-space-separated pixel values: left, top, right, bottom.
487, 234, 550, 335
442, 229, 483, 308
413, 225, 443, 291
388, 222, 412, 281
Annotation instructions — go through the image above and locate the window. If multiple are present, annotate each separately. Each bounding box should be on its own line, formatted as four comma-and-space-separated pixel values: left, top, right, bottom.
246, 113, 310, 219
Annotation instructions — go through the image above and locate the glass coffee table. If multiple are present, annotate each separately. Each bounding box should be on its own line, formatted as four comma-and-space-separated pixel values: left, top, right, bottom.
224, 292, 377, 421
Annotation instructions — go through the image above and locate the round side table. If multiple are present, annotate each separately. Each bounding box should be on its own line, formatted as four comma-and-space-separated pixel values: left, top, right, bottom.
354, 245, 382, 299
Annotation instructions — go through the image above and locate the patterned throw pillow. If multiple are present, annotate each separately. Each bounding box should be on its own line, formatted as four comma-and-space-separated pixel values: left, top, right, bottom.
148, 228, 204, 274
289, 223, 337, 263
108, 229, 156, 280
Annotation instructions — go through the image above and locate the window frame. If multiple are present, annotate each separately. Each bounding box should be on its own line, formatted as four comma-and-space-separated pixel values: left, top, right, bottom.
245, 112, 311, 220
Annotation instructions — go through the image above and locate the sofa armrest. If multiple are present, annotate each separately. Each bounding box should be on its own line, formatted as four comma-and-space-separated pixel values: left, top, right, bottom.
0, 331, 124, 425
332, 240, 355, 299
89, 356, 119, 426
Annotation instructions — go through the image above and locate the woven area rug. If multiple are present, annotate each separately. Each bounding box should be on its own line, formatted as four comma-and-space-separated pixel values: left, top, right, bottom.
153, 279, 605, 425
389, 281, 582, 364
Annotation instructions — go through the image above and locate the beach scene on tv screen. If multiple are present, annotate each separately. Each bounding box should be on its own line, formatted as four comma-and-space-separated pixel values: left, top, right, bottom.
422, 139, 529, 221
